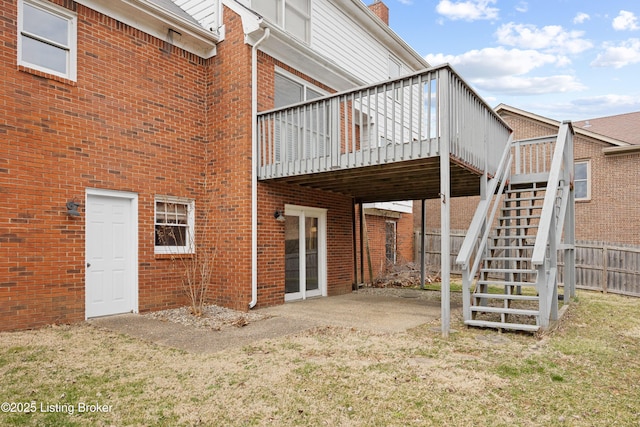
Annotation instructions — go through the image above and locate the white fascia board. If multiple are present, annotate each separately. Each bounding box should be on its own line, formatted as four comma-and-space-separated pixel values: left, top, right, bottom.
77, 0, 220, 58
364, 201, 413, 214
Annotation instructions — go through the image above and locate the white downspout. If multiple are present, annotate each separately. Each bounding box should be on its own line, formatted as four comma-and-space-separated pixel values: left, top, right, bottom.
249, 28, 270, 309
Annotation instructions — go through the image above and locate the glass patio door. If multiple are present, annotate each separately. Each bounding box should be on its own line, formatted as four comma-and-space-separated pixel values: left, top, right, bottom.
284, 205, 326, 301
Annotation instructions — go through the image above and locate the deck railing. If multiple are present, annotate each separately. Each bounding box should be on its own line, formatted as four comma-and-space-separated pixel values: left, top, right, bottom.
257, 64, 511, 180
533, 121, 575, 327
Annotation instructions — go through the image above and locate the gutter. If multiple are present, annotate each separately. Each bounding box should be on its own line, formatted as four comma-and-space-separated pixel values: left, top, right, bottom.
603, 145, 640, 156
249, 27, 271, 309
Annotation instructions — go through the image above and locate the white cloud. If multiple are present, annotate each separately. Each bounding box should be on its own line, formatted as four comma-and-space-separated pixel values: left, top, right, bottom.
435, 0, 499, 21
573, 12, 590, 25
472, 75, 586, 95
591, 38, 640, 68
612, 10, 640, 31
515, 1, 528, 13
425, 47, 560, 78
425, 47, 586, 95
495, 22, 593, 54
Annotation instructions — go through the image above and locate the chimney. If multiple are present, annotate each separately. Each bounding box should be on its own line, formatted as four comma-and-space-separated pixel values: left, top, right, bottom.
368, 0, 389, 25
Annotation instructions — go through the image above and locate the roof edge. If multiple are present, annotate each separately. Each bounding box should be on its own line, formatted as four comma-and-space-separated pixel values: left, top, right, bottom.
495, 104, 630, 148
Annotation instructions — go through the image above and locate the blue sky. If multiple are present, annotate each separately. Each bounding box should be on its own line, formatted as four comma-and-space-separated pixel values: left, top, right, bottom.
385, 0, 640, 121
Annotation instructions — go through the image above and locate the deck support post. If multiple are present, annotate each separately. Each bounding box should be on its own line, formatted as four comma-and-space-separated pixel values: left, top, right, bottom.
352, 198, 358, 289
439, 69, 451, 337
420, 199, 426, 290
359, 201, 364, 284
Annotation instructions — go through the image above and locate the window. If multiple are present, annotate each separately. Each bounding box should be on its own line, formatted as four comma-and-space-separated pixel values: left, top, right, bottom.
155, 197, 195, 254
385, 221, 397, 265
18, 0, 77, 80
275, 71, 328, 161
574, 161, 590, 201
388, 55, 402, 102
253, 0, 311, 43
275, 72, 322, 108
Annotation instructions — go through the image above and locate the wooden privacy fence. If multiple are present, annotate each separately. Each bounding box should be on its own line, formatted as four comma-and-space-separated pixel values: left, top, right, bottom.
415, 231, 640, 297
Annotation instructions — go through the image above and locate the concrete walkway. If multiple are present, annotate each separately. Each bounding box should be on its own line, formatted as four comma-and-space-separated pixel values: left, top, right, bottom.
89, 291, 445, 354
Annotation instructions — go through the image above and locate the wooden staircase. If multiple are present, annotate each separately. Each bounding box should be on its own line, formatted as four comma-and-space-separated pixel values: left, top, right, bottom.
466, 180, 547, 332
457, 122, 577, 333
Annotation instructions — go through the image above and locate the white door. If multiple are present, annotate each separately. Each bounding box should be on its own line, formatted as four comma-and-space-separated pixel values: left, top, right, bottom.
85, 192, 137, 318
284, 205, 327, 302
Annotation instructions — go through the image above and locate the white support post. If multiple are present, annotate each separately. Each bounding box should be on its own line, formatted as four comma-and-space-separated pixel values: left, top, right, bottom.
439, 69, 451, 337
564, 127, 576, 299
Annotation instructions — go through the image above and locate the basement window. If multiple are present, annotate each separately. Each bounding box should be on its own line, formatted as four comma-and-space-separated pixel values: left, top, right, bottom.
155, 197, 195, 254
18, 0, 77, 81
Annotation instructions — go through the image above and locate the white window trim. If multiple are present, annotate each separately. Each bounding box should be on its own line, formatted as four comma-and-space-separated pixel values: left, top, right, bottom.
574, 160, 591, 201
252, 0, 311, 43
17, 0, 77, 81
275, 67, 327, 100
154, 196, 195, 255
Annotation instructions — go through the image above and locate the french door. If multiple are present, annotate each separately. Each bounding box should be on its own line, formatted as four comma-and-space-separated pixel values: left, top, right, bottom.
284, 205, 327, 301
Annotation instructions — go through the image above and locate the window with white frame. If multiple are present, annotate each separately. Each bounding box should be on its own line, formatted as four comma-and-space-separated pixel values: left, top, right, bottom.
252, 0, 311, 43
18, 0, 77, 80
154, 197, 195, 254
574, 160, 590, 201
274, 71, 327, 161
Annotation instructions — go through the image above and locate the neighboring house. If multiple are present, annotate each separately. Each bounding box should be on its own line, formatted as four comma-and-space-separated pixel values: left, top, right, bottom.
1, 0, 512, 332
414, 104, 640, 248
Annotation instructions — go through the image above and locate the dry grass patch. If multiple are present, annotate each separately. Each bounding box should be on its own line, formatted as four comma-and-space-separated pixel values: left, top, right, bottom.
1, 290, 640, 426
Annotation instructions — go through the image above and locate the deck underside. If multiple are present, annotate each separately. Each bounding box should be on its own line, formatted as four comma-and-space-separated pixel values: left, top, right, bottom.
261, 155, 483, 203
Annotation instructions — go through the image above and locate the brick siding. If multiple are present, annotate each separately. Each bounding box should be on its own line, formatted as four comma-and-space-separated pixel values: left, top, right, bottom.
0, 2, 375, 330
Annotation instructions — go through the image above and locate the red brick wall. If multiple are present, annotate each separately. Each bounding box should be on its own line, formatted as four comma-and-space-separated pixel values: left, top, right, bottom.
0, 1, 415, 330
1, 0, 209, 330
254, 42, 355, 306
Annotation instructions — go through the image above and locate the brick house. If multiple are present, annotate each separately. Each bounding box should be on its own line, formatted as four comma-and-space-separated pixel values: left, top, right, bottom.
2, 0, 517, 332
414, 104, 640, 248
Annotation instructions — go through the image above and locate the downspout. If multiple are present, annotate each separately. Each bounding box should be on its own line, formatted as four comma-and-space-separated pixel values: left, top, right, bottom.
249, 27, 270, 309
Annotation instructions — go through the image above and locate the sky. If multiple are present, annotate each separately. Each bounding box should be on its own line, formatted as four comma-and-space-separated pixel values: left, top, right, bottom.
385, 0, 640, 121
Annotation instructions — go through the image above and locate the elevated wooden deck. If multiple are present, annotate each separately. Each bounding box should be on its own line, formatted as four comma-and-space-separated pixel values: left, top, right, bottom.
257, 65, 512, 202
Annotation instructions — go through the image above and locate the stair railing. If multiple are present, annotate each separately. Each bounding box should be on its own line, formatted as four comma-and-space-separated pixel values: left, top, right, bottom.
532, 121, 575, 328
456, 135, 513, 321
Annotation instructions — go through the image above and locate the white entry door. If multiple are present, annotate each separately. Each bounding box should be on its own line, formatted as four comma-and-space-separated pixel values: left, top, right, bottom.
85, 191, 138, 318
284, 205, 327, 302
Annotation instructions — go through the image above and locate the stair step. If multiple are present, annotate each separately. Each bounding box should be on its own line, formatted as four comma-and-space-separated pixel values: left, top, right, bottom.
488, 242, 535, 251
498, 214, 541, 221
484, 256, 532, 261
495, 224, 538, 230
472, 293, 539, 301
504, 195, 545, 203
501, 204, 543, 210
471, 306, 540, 316
481, 268, 536, 274
477, 280, 537, 287
465, 319, 540, 332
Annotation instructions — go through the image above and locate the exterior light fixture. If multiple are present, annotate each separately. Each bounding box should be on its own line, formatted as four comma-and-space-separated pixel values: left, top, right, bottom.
274, 210, 286, 222
66, 201, 81, 217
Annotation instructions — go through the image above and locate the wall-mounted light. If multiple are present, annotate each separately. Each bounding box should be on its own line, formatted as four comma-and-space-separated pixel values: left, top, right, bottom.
66, 201, 81, 217
274, 210, 286, 222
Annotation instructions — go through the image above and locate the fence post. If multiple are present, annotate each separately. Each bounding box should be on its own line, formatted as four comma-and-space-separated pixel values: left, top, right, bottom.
602, 246, 608, 293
